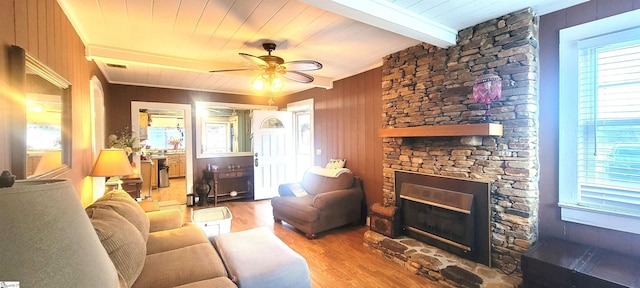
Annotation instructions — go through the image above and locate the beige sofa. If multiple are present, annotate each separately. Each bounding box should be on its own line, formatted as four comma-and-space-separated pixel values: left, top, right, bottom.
86, 190, 237, 288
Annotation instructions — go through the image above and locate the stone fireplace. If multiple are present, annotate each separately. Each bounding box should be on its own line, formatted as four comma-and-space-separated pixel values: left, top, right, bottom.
365, 7, 539, 287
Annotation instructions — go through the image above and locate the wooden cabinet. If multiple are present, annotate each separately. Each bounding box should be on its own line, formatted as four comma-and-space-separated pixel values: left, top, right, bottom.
140, 160, 153, 194
166, 154, 186, 178
203, 167, 254, 206
178, 154, 186, 176
167, 155, 179, 178
26, 154, 42, 176
522, 237, 640, 288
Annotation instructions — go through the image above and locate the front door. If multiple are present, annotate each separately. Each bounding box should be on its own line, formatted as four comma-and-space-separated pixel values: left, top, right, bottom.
252, 110, 293, 200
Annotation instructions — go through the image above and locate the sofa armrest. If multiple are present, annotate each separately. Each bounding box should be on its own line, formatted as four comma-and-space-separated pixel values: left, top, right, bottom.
146, 209, 183, 232
312, 187, 363, 210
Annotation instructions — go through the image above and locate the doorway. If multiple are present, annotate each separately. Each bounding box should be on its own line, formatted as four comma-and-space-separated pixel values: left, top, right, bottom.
131, 102, 193, 205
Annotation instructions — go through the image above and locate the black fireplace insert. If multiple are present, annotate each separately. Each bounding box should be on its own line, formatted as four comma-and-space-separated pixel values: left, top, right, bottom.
395, 170, 491, 266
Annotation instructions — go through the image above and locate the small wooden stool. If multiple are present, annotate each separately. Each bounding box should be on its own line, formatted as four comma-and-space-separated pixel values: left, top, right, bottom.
369, 202, 401, 237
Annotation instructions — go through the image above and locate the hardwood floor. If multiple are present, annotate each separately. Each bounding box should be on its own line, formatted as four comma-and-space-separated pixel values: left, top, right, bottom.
141, 177, 187, 203
139, 178, 441, 287
187, 200, 440, 288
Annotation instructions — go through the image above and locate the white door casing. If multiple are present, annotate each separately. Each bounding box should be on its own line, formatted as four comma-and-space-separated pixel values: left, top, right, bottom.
131, 102, 193, 197
252, 110, 294, 200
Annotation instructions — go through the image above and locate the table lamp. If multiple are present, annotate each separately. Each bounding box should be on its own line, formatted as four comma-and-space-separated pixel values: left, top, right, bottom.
0, 179, 121, 287
91, 149, 133, 190
472, 72, 502, 123
32, 150, 62, 176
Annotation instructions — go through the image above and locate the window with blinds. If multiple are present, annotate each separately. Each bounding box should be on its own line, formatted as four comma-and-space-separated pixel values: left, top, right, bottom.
576, 36, 640, 216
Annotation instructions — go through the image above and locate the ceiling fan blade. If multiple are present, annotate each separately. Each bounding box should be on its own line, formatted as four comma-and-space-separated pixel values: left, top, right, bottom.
239, 52, 268, 68
209, 68, 254, 73
282, 71, 314, 83
282, 60, 322, 71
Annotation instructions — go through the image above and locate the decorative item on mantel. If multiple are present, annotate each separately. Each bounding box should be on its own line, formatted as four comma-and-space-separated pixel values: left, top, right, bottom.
472, 72, 502, 123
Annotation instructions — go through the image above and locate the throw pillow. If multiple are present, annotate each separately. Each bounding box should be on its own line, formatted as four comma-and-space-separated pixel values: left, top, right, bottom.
87, 207, 146, 288
289, 183, 308, 197
325, 158, 346, 169
88, 189, 150, 241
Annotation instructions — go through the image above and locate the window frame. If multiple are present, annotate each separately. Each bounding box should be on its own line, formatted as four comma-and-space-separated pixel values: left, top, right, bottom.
558, 9, 640, 234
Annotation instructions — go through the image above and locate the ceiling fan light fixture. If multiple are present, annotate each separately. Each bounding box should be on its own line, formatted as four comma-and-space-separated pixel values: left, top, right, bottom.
252, 73, 269, 91
270, 76, 284, 92
251, 72, 284, 93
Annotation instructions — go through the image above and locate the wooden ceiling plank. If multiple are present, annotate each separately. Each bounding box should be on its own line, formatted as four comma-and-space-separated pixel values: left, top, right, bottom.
207, 1, 261, 51
223, 0, 289, 52
173, 0, 208, 34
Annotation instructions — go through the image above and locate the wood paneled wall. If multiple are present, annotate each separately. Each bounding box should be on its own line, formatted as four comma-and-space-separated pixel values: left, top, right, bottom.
280, 68, 384, 207
106, 84, 271, 185
539, 0, 640, 255
1, 0, 108, 204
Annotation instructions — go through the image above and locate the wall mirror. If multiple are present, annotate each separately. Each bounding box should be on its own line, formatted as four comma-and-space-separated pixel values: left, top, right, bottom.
195, 101, 275, 158
9, 45, 72, 179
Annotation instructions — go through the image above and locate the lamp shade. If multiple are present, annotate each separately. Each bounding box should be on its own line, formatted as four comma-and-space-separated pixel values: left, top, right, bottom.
0, 179, 121, 287
472, 73, 502, 104
91, 149, 133, 177
32, 150, 62, 176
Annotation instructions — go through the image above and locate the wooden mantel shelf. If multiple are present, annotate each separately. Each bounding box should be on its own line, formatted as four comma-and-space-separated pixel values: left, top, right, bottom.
378, 123, 503, 137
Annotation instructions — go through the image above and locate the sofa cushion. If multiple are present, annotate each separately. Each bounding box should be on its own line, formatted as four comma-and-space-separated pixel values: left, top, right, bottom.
173, 277, 237, 288
87, 207, 147, 288
88, 189, 150, 241
146, 224, 210, 255
301, 171, 354, 195
132, 243, 228, 288
146, 209, 183, 232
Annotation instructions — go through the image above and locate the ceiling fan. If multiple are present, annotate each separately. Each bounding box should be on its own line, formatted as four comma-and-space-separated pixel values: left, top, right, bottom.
209, 42, 323, 91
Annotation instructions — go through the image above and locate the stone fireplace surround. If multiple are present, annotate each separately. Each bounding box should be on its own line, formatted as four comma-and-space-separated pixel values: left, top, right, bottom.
365, 8, 539, 287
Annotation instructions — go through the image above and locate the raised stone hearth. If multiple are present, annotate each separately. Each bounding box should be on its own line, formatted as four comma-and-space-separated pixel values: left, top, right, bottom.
364, 231, 521, 288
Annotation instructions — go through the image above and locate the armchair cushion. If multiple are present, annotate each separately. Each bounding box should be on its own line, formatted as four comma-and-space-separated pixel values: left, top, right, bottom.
271, 196, 318, 223
312, 188, 362, 210
279, 183, 308, 197
301, 171, 354, 195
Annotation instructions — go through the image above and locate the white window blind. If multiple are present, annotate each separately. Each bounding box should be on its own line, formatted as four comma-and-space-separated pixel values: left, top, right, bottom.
576, 35, 640, 216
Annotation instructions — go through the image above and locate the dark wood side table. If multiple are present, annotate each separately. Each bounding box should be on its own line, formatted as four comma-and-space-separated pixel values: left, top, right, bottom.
203, 167, 254, 206
106, 176, 142, 200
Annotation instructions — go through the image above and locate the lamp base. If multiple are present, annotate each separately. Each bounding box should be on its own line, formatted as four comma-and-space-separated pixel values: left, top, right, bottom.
482, 116, 495, 123
105, 176, 123, 190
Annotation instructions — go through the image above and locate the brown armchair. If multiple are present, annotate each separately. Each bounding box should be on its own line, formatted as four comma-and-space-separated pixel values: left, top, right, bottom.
271, 170, 363, 239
